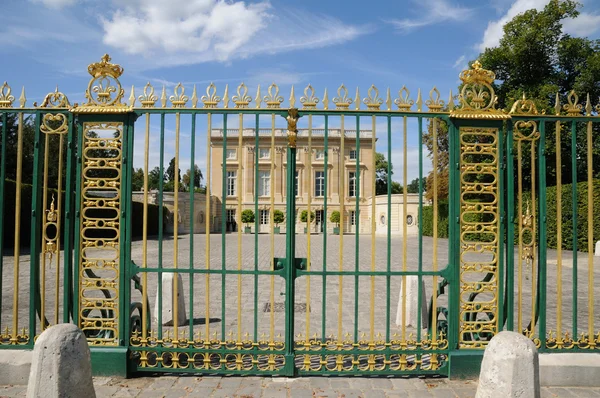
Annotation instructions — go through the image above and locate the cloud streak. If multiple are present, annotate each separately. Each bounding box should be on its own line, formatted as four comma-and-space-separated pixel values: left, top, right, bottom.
386, 0, 474, 33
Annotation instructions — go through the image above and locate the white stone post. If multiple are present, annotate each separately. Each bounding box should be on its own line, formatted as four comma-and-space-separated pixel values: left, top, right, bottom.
395, 275, 428, 329
26, 324, 96, 398
595, 241, 600, 256
154, 273, 188, 326
476, 331, 540, 398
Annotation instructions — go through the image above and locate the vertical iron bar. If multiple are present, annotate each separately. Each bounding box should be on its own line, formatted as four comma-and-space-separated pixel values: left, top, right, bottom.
29, 112, 42, 341
124, 114, 135, 347
587, 120, 594, 344
417, 117, 423, 340
221, 114, 228, 339
370, 115, 376, 343
570, 120, 577, 337
189, 113, 196, 340
538, 121, 548, 350
237, 113, 243, 343
157, 114, 165, 339
322, 115, 329, 342
306, 114, 312, 340
254, 113, 259, 342
284, 142, 297, 376
205, 113, 212, 340
498, 122, 505, 334
12, 113, 24, 343
506, 122, 515, 331
173, 112, 181, 341
354, 115, 360, 342
0, 113, 7, 328
63, 113, 75, 324
555, 120, 562, 339
72, 119, 84, 335
386, 116, 392, 341
142, 113, 150, 341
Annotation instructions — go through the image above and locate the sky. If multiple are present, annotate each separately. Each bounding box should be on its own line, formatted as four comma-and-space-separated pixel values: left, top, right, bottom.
2, 0, 600, 186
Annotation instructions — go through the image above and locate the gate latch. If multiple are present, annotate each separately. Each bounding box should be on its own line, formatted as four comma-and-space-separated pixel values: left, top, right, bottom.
272, 258, 307, 271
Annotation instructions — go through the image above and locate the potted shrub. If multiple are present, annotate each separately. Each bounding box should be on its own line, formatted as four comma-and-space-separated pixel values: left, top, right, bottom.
330, 210, 340, 235
300, 210, 315, 234
241, 209, 254, 234
273, 209, 285, 234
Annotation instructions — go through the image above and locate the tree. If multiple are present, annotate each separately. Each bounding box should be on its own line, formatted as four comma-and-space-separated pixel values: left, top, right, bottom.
241, 209, 255, 227
166, 157, 181, 183
391, 181, 402, 194
148, 166, 165, 190
131, 168, 144, 191
330, 210, 340, 227
182, 164, 204, 191
273, 210, 285, 227
375, 152, 392, 195
423, 117, 450, 201
407, 177, 424, 194
300, 210, 315, 223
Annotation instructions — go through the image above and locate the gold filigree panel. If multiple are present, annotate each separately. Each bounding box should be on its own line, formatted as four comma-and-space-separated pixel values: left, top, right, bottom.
459, 127, 500, 348
78, 121, 123, 345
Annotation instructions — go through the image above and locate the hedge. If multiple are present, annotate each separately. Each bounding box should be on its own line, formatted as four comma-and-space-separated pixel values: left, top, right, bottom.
2, 180, 165, 249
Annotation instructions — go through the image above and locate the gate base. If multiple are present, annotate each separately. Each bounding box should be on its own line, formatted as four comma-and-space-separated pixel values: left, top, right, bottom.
448, 351, 483, 379
90, 347, 129, 377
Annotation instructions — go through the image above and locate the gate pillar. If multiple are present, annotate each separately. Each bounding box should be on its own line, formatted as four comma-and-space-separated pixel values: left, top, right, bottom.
71, 55, 136, 376
448, 61, 510, 377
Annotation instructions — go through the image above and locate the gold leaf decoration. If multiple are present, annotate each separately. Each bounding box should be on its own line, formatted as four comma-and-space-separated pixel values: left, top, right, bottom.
233, 82, 251, 108
426, 87, 444, 112
363, 85, 383, 110
170, 83, 189, 108
300, 84, 319, 109
563, 90, 582, 116
0, 81, 15, 108
201, 83, 221, 108
394, 86, 413, 111
509, 92, 538, 116
40, 86, 71, 108
333, 84, 352, 109
264, 83, 283, 109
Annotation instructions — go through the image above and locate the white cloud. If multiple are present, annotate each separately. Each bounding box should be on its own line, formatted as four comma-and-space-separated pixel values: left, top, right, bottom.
30, 0, 77, 8
453, 55, 466, 69
100, 0, 368, 67
478, 0, 552, 51
563, 12, 600, 37
386, 0, 474, 32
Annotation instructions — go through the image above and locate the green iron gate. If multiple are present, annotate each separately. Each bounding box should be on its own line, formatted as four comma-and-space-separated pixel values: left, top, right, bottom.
1, 55, 599, 378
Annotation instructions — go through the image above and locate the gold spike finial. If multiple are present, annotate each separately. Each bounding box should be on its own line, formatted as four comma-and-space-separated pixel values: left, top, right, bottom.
448, 89, 455, 111
128, 85, 135, 107
586, 93, 592, 116
323, 88, 329, 110
554, 92, 560, 116
191, 85, 198, 108
386, 87, 391, 111
354, 87, 360, 110
160, 86, 167, 108
416, 88, 422, 112
223, 84, 230, 108
289, 85, 296, 108
19, 86, 26, 108
255, 85, 262, 109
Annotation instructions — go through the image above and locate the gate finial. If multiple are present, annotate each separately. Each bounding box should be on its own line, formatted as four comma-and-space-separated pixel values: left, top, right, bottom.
286, 108, 299, 148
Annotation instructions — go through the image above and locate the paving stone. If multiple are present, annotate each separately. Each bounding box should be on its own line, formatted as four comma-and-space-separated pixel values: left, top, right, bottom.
428, 389, 456, 398
390, 378, 418, 390
371, 378, 394, 390
163, 389, 190, 398
348, 378, 372, 390
209, 387, 239, 398
112, 387, 143, 397
449, 388, 475, 398
196, 377, 223, 388
310, 378, 332, 389
94, 385, 121, 396
235, 385, 263, 397
151, 377, 178, 389
385, 394, 410, 398
407, 390, 434, 398
261, 386, 288, 398
218, 377, 244, 389
361, 389, 387, 398
546, 388, 579, 397
334, 388, 365, 398
329, 378, 350, 389
313, 388, 339, 397
285, 389, 312, 398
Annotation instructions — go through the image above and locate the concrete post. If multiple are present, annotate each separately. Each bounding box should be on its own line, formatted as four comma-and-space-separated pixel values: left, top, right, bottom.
26, 324, 96, 398
154, 273, 188, 326
595, 241, 600, 256
395, 275, 428, 328
476, 331, 540, 398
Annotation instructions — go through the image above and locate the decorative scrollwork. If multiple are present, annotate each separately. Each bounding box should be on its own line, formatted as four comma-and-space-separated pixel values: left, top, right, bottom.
451, 60, 509, 119
287, 108, 299, 148
138, 83, 158, 108
394, 86, 414, 111
363, 85, 383, 110
233, 83, 251, 108
563, 90, 582, 116
40, 86, 71, 108
426, 87, 444, 112
201, 83, 221, 108
300, 84, 319, 109
264, 83, 283, 108
333, 84, 353, 109
75, 54, 130, 113
0, 81, 15, 108
509, 93, 538, 115
40, 113, 68, 135
170, 83, 189, 108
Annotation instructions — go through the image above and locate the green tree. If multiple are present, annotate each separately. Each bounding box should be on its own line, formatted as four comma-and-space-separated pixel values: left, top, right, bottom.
241, 209, 255, 227
148, 166, 165, 190
182, 164, 204, 191
391, 181, 402, 194
273, 209, 285, 227
407, 177, 424, 194
131, 168, 144, 191
166, 157, 181, 183
330, 210, 340, 227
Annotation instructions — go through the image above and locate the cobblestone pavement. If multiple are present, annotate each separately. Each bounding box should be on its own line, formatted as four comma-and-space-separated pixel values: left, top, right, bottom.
2, 376, 600, 397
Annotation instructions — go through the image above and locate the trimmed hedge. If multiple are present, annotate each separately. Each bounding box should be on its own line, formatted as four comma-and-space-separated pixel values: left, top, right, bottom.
2, 180, 165, 248
421, 203, 449, 238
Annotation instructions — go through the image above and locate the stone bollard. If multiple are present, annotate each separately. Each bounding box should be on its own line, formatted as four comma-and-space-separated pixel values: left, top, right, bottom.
395, 275, 428, 328
476, 331, 540, 398
154, 273, 188, 326
595, 241, 600, 256
27, 324, 96, 398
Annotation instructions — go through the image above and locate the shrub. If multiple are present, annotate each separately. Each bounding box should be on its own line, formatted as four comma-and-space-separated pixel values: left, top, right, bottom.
300, 210, 315, 223
273, 210, 285, 226
241, 209, 255, 227
330, 210, 340, 226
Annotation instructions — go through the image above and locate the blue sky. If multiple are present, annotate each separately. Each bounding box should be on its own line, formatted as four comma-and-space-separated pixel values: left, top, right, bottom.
2, 0, 600, 185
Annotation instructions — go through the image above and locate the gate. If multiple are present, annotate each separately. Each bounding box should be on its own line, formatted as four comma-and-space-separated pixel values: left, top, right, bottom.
1, 55, 599, 378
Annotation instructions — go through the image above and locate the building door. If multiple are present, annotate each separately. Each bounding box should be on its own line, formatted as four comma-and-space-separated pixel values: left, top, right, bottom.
226, 209, 236, 232
315, 210, 324, 233
259, 209, 270, 233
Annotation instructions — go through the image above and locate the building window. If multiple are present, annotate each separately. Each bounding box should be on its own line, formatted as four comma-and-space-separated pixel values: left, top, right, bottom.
226, 209, 236, 223
348, 172, 357, 197
227, 171, 236, 196
315, 149, 325, 160
259, 148, 270, 159
258, 170, 271, 196
350, 210, 357, 226
260, 210, 269, 225
315, 171, 324, 197
407, 214, 414, 226
295, 171, 299, 197
349, 149, 357, 160
226, 149, 236, 160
